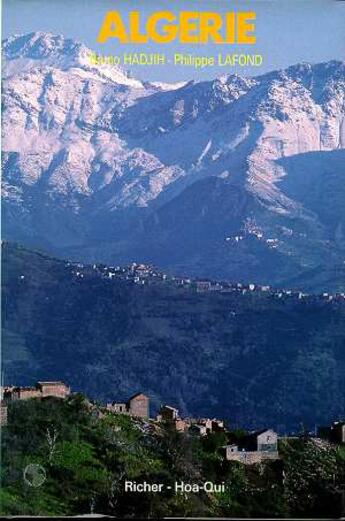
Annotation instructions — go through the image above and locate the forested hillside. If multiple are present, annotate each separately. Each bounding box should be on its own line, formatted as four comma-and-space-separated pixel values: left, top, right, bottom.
2, 242, 345, 431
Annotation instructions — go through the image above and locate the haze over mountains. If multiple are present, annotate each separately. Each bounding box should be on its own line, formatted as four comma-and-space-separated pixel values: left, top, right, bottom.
2, 32, 345, 291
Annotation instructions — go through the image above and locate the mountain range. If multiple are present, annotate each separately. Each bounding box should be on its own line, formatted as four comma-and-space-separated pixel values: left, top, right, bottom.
2, 32, 345, 291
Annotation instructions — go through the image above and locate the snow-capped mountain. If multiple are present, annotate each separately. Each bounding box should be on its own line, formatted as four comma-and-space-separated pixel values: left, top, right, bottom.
2, 32, 345, 290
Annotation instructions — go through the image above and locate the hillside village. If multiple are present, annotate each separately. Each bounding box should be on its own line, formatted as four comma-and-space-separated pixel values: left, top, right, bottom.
31, 255, 345, 305
5, 240, 340, 303
1, 381, 344, 466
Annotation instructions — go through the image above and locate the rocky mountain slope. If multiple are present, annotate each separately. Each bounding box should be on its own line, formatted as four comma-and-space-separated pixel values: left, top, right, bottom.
2, 32, 345, 290
2, 242, 345, 431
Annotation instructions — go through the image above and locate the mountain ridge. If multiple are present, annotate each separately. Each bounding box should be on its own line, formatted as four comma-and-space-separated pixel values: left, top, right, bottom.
2, 32, 345, 290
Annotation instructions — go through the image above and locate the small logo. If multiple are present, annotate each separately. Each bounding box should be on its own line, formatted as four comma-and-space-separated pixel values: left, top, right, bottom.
23, 463, 46, 488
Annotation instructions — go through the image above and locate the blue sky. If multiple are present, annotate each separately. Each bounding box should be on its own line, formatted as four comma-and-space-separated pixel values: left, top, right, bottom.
2, 0, 345, 81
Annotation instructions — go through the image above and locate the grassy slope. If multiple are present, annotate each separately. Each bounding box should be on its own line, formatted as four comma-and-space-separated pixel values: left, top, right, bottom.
1, 396, 344, 518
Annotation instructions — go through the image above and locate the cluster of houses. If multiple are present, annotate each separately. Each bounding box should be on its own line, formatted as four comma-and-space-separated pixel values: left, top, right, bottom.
106, 394, 280, 464
156, 402, 279, 464
157, 404, 225, 435
155, 404, 345, 463
1, 381, 70, 402
0, 383, 149, 427
0, 381, 71, 426
225, 218, 303, 251
69, 261, 168, 287
106, 395, 226, 437
2, 383, 344, 467
194, 280, 344, 303
64, 259, 345, 304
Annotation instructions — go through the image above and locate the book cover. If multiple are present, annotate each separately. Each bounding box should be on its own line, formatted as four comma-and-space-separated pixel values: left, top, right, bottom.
1, 0, 345, 518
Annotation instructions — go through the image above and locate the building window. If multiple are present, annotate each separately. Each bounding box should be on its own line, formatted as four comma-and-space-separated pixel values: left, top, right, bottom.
258, 443, 276, 452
